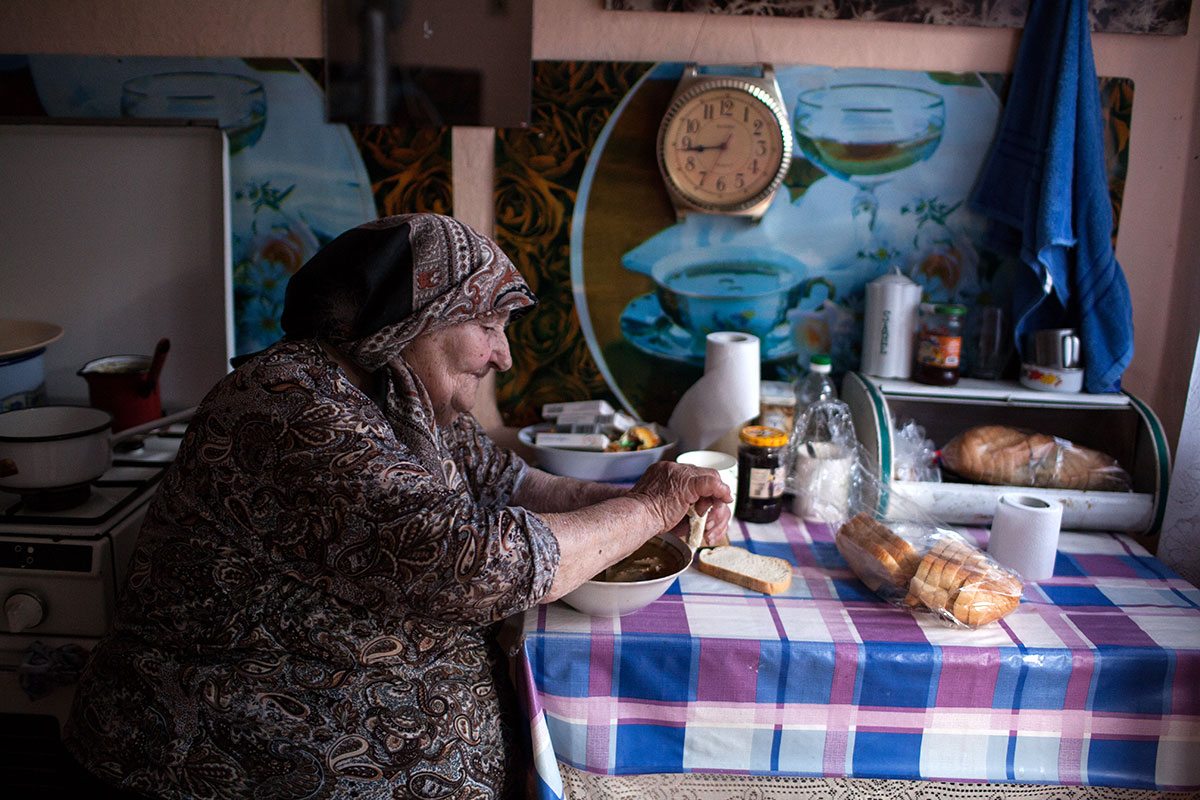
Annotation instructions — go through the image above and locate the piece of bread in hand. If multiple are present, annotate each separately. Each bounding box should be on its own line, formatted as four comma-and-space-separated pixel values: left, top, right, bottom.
835, 512, 922, 593
685, 504, 709, 552
696, 546, 792, 595
940, 425, 1129, 491
905, 535, 1023, 627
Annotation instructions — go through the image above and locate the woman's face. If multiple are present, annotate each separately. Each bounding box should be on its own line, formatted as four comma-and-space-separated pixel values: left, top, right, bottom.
401, 312, 512, 425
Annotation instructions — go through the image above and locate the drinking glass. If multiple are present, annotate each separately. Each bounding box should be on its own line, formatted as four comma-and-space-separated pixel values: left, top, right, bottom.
966, 305, 1012, 380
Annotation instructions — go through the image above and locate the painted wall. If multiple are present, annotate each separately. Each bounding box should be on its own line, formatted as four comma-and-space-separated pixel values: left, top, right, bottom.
2, 0, 1198, 454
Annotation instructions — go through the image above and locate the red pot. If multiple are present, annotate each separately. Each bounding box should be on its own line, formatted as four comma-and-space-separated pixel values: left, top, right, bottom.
77, 352, 164, 432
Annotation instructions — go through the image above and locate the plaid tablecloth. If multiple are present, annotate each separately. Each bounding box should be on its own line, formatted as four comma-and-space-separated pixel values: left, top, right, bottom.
515, 513, 1200, 799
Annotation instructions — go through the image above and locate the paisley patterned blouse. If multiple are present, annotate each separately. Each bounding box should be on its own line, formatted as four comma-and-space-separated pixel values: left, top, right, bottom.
64, 338, 561, 799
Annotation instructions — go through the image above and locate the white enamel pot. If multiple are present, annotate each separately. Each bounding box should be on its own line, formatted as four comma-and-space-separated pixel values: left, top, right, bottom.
0, 405, 195, 491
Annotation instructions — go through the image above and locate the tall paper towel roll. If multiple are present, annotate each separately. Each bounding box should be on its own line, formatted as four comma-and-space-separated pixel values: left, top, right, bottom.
668, 332, 760, 454
986, 494, 1063, 582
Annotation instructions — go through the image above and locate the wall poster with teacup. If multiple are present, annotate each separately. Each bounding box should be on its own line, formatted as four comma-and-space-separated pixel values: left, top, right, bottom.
493, 62, 1134, 427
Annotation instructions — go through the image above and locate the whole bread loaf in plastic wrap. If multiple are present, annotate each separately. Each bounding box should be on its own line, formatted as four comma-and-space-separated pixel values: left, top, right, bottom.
940, 425, 1130, 492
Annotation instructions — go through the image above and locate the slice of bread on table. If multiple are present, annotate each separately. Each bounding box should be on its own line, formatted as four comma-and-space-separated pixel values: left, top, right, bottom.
696, 546, 792, 594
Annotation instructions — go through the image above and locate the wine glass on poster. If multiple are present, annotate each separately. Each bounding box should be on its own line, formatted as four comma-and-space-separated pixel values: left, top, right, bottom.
120, 71, 267, 154
793, 83, 945, 263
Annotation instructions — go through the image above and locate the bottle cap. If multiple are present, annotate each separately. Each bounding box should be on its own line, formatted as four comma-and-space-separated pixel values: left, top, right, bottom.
933, 303, 967, 316
740, 425, 788, 448
809, 353, 832, 373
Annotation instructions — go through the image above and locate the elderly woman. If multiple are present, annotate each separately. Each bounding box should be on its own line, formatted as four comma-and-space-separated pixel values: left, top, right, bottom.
64, 214, 731, 800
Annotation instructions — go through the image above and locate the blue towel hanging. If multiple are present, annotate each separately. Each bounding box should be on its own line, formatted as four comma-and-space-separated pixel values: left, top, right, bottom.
970, 0, 1133, 394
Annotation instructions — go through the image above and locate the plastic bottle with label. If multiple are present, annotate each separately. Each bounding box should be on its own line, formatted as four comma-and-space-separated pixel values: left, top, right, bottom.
791, 354, 837, 415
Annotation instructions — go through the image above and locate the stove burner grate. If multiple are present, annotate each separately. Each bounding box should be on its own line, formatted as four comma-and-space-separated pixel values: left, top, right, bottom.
2, 470, 164, 527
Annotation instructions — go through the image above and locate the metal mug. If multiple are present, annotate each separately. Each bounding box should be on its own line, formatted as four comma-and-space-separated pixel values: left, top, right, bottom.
1027, 328, 1081, 369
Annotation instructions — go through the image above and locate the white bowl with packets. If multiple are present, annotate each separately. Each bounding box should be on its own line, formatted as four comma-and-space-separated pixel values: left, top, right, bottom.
520, 400, 676, 482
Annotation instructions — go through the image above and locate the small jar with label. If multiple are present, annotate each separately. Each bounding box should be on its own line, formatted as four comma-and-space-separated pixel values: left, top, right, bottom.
734, 425, 789, 523
914, 303, 966, 386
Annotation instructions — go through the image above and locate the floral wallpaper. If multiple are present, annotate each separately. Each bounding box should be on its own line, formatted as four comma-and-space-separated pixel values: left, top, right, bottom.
606, 0, 1191, 35
494, 62, 656, 426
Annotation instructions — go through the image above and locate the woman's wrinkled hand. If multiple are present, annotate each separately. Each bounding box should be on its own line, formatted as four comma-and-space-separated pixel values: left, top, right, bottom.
628, 461, 733, 543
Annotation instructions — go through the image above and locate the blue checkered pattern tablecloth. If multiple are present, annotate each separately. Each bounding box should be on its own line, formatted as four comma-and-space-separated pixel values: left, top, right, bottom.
515, 513, 1200, 799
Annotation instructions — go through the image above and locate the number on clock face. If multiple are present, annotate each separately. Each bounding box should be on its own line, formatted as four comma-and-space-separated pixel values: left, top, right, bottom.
660, 85, 788, 211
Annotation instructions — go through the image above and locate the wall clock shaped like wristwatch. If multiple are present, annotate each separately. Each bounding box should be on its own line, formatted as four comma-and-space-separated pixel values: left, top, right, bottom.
656, 63, 793, 221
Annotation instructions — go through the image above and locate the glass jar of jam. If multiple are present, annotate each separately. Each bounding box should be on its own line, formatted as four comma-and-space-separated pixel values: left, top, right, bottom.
734, 425, 789, 523
914, 303, 966, 386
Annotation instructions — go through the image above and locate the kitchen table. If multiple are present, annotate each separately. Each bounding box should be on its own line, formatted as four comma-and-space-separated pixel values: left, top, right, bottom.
512, 510, 1200, 799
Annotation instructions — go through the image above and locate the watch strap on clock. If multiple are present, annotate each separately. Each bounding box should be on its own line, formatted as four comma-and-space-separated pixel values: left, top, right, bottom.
686, 63, 771, 80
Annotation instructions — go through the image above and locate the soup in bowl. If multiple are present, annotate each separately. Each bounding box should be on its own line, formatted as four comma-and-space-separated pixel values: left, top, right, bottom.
559, 534, 691, 617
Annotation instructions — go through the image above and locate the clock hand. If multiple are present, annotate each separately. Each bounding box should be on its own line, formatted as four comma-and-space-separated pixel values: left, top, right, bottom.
681, 134, 734, 153
710, 134, 735, 167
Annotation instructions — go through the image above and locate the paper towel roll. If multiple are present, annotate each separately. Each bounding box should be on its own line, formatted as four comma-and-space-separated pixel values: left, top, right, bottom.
668, 332, 760, 454
986, 494, 1063, 582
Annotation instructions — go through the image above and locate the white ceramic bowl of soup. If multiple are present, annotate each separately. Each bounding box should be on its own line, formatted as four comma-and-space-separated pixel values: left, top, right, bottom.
518, 423, 676, 482
559, 534, 692, 617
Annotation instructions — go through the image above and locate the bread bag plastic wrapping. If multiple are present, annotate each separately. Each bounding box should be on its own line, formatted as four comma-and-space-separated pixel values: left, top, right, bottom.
892, 419, 941, 482
940, 425, 1130, 492
833, 468, 1023, 629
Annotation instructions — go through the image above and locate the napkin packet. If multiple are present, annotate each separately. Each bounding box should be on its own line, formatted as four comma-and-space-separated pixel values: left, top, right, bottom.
535, 400, 660, 452
832, 469, 1023, 629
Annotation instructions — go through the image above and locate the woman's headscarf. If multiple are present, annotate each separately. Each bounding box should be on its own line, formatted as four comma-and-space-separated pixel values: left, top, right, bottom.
279, 214, 536, 475
281, 213, 536, 372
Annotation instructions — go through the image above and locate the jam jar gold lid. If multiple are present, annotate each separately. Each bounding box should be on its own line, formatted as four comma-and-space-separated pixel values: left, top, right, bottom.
739, 425, 788, 448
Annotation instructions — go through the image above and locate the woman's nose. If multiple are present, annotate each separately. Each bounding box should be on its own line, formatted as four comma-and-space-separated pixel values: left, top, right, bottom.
492, 335, 512, 372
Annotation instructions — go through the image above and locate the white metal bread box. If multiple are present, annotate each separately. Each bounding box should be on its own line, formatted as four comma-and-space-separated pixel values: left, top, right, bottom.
842, 373, 1171, 547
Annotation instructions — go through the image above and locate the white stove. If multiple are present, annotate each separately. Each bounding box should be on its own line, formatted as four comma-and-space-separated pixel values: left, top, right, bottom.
0, 425, 184, 726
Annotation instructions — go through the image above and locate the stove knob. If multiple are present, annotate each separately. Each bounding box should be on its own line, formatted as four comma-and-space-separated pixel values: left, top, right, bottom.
5, 591, 45, 633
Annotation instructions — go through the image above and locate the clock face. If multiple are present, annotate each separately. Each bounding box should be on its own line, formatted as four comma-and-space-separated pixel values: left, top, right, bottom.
657, 80, 792, 215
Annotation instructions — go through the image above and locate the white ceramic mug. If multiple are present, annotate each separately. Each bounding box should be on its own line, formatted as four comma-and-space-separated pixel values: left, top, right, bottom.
676, 449, 738, 507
